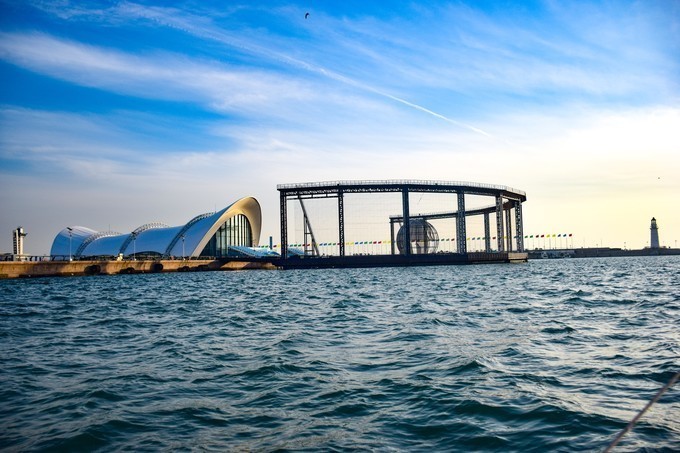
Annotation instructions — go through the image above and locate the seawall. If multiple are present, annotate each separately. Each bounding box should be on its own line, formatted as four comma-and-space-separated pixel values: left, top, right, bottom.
0, 259, 277, 279
276, 252, 528, 269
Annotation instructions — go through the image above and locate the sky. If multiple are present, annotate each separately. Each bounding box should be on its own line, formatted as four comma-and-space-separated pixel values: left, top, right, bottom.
1, 0, 679, 254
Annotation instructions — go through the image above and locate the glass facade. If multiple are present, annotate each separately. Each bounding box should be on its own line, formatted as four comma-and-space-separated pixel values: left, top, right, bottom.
200, 214, 252, 257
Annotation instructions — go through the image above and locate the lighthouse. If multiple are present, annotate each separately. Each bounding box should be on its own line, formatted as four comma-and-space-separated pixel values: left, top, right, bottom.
650, 218, 660, 249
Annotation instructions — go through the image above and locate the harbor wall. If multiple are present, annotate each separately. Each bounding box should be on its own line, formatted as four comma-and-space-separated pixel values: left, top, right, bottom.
0, 259, 277, 279
276, 252, 528, 269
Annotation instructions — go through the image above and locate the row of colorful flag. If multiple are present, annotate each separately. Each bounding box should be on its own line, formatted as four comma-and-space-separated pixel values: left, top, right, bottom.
259, 234, 573, 248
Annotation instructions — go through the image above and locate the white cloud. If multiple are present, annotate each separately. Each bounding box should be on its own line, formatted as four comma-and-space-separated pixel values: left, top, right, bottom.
0, 31, 317, 114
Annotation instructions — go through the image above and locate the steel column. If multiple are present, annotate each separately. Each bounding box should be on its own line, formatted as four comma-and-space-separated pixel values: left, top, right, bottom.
484, 212, 491, 252
515, 201, 524, 252
298, 196, 320, 257
505, 206, 513, 252
338, 189, 345, 256
457, 192, 467, 254
390, 219, 396, 255
402, 188, 411, 255
280, 192, 288, 259
496, 195, 504, 252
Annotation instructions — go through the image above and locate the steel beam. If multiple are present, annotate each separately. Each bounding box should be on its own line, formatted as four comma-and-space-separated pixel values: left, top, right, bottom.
280, 192, 288, 260
402, 188, 411, 255
515, 201, 524, 252
496, 195, 504, 252
298, 196, 320, 257
338, 189, 345, 256
484, 213, 491, 252
390, 219, 396, 255
505, 206, 513, 252
457, 192, 467, 254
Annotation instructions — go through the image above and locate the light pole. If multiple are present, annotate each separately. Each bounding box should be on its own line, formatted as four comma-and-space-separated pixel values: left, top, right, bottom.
132, 232, 137, 261
181, 234, 185, 260
67, 227, 73, 261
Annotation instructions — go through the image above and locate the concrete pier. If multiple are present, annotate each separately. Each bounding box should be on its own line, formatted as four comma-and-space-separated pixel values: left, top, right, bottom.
276, 252, 528, 269
0, 259, 276, 279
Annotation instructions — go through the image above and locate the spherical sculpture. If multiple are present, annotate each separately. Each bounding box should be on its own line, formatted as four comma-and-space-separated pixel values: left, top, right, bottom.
396, 219, 439, 254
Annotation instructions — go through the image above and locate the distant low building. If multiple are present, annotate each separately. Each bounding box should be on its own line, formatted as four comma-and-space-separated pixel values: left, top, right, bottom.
50, 197, 261, 260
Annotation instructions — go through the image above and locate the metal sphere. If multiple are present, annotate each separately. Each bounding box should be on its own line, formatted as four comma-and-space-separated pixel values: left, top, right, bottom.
396, 219, 439, 254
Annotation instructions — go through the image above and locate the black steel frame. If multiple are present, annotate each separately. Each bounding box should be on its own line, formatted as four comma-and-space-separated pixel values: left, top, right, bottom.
277, 180, 527, 259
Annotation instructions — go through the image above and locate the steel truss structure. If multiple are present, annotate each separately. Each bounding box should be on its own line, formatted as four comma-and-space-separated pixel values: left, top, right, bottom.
277, 180, 527, 260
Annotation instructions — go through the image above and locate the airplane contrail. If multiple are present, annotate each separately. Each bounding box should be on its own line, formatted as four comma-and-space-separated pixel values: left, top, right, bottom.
377, 92, 492, 137
126, 5, 492, 137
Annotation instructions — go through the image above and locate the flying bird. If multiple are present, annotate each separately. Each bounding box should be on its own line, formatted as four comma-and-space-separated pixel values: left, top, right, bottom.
305, 12, 310, 19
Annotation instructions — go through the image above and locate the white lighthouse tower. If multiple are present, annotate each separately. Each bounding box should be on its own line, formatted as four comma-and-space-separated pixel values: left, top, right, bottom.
650, 218, 660, 249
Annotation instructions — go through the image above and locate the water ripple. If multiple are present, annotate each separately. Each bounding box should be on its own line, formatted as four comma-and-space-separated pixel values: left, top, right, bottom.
1, 257, 679, 451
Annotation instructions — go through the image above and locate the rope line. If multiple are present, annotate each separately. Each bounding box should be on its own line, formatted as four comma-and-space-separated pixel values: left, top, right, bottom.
603, 371, 679, 452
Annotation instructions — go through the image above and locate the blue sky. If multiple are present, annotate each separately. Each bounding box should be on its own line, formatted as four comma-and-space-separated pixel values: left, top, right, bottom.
1, 0, 679, 253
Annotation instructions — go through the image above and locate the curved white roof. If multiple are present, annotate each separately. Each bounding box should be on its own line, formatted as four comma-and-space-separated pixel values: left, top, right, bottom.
50, 226, 97, 258
49, 197, 261, 258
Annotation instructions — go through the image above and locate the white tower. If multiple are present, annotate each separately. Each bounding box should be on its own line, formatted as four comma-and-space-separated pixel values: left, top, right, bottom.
650, 218, 660, 249
12, 226, 27, 256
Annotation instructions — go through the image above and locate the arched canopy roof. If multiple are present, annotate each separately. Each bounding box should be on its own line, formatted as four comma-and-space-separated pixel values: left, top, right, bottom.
50, 226, 96, 257
49, 197, 261, 258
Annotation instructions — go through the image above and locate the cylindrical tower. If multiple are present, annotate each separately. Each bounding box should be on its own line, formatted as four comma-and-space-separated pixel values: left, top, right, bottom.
650, 217, 660, 249
12, 226, 27, 256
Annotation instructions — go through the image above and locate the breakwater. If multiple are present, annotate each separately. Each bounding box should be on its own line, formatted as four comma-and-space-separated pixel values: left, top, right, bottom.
0, 259, 276, 279
276, 251, 528, 269
1, 252, 528, 278
528, 247, 680, 260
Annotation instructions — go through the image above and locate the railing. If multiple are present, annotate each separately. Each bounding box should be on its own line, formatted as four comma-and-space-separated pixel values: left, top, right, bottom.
1, 255, 53, 262
277, 179, 526, 196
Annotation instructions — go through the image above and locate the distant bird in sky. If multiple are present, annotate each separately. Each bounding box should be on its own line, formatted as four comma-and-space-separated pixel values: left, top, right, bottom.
305, 12, 310, 19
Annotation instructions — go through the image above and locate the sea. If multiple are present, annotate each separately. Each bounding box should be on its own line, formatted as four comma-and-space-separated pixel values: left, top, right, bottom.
1, 256, 678, 452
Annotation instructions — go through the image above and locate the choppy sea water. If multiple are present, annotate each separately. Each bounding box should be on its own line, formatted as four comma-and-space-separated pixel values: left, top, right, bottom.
1, 256, 678, 452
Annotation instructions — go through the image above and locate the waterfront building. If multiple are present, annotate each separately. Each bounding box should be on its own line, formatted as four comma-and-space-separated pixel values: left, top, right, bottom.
49, 197, 261, 260
650, 217, 660, 249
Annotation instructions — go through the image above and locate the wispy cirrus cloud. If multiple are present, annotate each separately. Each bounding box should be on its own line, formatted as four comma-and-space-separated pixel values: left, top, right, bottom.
18, 0, 680, 103
19, 1, 498, 135
0, 31, 319, 115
